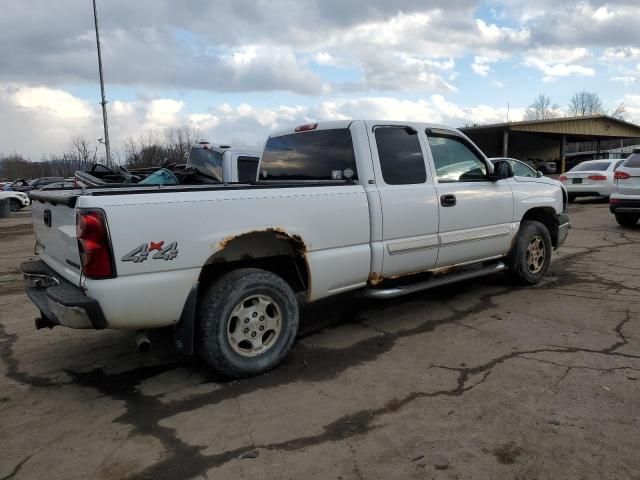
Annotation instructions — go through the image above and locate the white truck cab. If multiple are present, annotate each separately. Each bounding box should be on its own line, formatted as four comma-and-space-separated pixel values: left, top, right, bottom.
187, 143, 260, 183
23, 120, 569, 378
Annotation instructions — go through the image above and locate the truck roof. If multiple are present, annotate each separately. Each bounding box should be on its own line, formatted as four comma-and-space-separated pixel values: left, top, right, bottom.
268, 120, 462, 138
191, 143, 260, 155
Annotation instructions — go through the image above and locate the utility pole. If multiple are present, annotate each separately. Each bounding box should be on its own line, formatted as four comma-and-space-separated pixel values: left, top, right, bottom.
92, 0, 111, 164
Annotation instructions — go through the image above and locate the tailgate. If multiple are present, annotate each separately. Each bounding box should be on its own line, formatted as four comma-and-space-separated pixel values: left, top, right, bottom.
30, 190, 82, 284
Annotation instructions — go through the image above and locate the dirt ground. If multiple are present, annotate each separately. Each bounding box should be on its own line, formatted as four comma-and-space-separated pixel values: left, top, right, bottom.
1, 201, 639, 480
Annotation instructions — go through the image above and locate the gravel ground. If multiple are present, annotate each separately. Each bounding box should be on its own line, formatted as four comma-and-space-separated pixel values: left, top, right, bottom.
1, 200, 639, 480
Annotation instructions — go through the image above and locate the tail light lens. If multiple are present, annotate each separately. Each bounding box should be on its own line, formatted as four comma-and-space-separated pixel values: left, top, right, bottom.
614, 171, 631, 180
587, 175, 607, 181
76, 210, 115, 279
559, 175, 567, 181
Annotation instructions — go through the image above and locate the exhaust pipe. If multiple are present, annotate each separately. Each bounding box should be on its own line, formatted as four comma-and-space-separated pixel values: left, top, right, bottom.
135, 331, 151, 353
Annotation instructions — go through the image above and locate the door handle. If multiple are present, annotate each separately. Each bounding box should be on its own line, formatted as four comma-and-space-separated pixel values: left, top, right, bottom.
440, 194, 457, 207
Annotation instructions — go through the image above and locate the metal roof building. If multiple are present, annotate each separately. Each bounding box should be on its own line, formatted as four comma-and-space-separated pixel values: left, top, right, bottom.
460, 115, 640, 172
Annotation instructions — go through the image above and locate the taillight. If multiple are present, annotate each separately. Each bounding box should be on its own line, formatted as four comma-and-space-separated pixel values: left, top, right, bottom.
559, 175, 567, 181
587, 175, 607, 181
76, 210, 115, 279
614, 171, 631, 180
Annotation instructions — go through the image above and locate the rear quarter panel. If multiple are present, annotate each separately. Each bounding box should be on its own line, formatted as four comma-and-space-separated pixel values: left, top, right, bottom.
78, 185, 371, 329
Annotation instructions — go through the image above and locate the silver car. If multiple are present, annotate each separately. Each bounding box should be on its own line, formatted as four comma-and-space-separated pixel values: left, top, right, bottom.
559, 159, 625, 202
609, 151, 640, 227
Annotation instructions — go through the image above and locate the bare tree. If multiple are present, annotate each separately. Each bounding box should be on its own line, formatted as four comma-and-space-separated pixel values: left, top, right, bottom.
70, 136, 98, 164
567, 91, 605, 117
610, 102, 627, 120
524, 94, 560, 120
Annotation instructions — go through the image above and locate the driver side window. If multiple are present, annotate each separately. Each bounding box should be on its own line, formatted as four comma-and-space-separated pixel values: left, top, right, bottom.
512, 161, 535, 178
427, 135, 487, 182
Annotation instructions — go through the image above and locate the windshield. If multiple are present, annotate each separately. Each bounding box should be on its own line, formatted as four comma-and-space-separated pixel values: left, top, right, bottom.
186, 147, 223, 181
571, 161, 611, 172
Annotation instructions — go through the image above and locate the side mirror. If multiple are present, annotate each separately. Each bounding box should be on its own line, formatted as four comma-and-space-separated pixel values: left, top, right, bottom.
488, 160, 514, 181
536, 171, 544, 178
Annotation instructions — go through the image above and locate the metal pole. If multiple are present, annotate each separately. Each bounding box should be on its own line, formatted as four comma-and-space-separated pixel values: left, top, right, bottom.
93, 0, 111, 164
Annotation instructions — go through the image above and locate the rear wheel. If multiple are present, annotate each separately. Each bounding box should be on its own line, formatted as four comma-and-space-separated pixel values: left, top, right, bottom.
198, 268, 299, 378
9, 199, 20, 212
615, 213, 639, 227
567, 194, 577, 203
506, 220, 552, 285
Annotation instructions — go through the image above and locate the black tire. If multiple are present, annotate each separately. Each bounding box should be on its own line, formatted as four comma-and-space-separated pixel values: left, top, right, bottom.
198, 268, 299, 378
506, 220, 552, 285
9, 199, 20, 212
615, 213, 639, 227
567, 194, 577, 203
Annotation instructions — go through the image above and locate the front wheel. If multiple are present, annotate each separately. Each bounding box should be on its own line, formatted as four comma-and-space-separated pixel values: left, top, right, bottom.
198, 268, 299, 378
615, 213, 639, 227
506, 220, 552, 285
9, 199, 21, 212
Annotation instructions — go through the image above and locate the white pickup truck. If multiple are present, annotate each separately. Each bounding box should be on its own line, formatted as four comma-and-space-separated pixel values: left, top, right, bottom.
23, 120, 569, 378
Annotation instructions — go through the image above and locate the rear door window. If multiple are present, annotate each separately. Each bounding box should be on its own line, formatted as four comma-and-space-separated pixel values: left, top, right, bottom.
374, 127, 426, 185
260, 129, 357, 181
237, 156, 259, 182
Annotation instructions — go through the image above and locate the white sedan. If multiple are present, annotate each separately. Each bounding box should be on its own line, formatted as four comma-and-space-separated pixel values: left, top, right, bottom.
559, 159, 626, 202
0, 190, 31, 211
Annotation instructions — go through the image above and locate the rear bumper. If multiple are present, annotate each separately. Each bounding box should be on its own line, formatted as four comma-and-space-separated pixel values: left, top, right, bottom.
564, 184, 613, 197
556, 213, 570, 248
609, 198, 640, 214
21, 260, 107, 329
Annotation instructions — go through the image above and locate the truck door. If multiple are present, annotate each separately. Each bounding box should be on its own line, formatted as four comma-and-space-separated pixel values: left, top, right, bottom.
424, 129, 514, 267
367, 123, 440, 279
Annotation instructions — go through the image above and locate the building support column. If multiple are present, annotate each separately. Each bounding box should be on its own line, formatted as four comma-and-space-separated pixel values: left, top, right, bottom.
560, 134, 567, 173
596, 139, 601, 159
502, 129, 509, 158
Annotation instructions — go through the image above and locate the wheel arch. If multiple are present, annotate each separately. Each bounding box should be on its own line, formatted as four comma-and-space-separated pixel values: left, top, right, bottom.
521, 207, 560, 248
198, 229, 310, 294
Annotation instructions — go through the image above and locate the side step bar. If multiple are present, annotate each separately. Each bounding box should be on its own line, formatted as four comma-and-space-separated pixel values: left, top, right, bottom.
361, 262, 506, 299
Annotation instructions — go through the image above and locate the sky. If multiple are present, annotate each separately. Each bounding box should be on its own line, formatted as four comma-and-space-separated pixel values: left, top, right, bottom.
1, 0, 640, 159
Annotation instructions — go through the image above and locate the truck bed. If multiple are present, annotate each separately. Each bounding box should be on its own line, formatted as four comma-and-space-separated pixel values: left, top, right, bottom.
29, 181, 353, 207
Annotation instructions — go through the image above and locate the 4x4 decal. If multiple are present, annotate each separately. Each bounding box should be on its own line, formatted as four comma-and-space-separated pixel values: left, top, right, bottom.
122, 241, 178, 263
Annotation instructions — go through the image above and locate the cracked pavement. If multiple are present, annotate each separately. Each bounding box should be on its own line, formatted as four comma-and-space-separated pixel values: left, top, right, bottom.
1, 200, 639, 479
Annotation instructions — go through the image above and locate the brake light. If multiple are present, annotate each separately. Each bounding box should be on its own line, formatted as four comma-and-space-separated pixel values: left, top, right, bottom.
614, 171, 631, 180
610, 198, 621, 205
559, 175, 567, 181
587, 175, 607, 181
294, 123, 318, 132
76, 210, 115, 279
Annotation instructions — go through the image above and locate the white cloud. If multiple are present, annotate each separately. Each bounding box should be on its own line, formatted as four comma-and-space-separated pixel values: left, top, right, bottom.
523, 47, 594, 81
612, 76, 637, 86
0, 83, 534, 158
145, 99, 184, 127
601, 47, 640, 62
10, 85, 93, 119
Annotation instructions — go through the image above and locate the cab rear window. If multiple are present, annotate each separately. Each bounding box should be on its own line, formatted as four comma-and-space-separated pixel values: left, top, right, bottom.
260, 129, 357, 181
